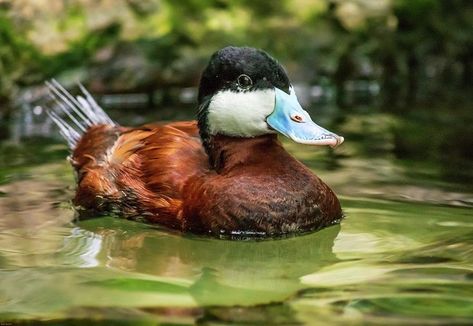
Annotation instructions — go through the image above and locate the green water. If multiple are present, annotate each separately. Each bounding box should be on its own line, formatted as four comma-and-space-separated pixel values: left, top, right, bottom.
0, 112, 472, 324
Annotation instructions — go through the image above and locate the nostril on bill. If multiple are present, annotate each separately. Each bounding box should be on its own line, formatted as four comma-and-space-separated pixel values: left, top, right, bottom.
290, 114, 304, 123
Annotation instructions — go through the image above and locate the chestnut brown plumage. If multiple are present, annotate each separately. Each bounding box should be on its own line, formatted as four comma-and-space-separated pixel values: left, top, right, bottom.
71, 121, 342, 236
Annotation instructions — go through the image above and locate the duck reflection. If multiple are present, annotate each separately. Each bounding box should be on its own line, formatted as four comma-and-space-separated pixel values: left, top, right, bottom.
78, 218, 340, 306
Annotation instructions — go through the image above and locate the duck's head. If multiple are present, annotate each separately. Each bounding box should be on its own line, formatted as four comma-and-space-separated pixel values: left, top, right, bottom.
197, 46, 344, 151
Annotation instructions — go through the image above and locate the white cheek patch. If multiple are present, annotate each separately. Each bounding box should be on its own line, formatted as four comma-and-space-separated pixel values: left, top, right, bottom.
207, 89, 276, 137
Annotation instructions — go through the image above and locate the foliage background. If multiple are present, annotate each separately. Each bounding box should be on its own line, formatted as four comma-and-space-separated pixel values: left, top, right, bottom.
0, 0, 472, 178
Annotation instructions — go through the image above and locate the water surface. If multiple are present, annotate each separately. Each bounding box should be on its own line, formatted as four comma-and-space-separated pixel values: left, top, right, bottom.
0, 109, 472, 325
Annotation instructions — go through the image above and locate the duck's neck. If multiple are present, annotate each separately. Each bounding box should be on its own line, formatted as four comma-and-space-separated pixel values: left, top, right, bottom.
205, 133, 281, 173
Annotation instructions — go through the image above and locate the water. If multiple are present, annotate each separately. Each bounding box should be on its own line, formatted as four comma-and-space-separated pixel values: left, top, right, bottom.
0, 106, 472, 324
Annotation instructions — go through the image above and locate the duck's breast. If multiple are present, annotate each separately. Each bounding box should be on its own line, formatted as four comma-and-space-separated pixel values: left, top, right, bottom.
182, 157, 341, 235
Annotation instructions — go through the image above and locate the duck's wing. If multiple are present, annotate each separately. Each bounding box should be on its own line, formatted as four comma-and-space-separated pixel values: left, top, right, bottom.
72, 121, 209, 229
70, 124, 151, 216
122, 121, 210, 228
137, 121, 209, 194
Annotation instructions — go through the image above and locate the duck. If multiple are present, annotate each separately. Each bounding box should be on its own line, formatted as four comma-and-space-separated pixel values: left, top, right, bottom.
46, 46, 344, 237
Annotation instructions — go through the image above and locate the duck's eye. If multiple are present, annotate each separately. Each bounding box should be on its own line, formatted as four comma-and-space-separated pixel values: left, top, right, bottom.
237, 74, 253, 89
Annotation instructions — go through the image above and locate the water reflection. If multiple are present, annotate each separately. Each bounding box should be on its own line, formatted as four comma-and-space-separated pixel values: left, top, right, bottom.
78, 218, 340, 306
60, 227, 103, 268
0, 215, 340, 321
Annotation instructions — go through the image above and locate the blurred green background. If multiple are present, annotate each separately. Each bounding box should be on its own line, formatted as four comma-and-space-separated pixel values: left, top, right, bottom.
0, 0, 472, 180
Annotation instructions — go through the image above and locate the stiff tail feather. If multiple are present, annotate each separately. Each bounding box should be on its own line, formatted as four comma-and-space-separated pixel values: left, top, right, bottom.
44, 79, 116, 150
